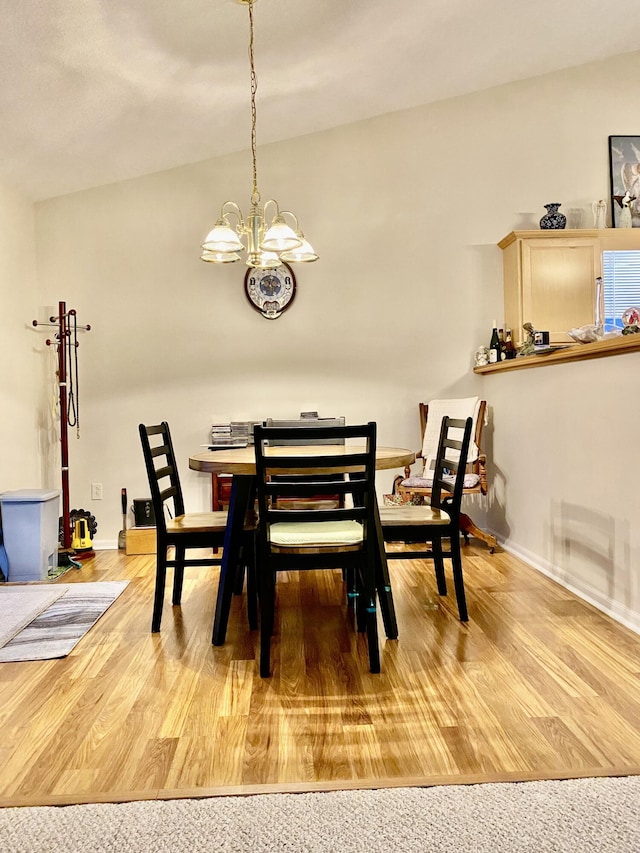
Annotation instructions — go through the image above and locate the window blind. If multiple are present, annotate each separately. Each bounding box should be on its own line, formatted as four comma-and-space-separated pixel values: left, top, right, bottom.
602, 250, 640, 327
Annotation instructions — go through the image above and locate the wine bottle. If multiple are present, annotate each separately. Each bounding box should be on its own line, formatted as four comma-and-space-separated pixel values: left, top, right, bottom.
504, 328, 516, 359
489, 321, 502, 363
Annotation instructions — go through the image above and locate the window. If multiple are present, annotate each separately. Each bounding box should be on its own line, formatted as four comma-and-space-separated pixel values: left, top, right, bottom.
602, 250, 640, 328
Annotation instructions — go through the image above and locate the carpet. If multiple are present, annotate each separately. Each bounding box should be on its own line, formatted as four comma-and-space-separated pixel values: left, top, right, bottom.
1, 776, 639, 852
0, 587, 66, 648
0, 581, 128, 662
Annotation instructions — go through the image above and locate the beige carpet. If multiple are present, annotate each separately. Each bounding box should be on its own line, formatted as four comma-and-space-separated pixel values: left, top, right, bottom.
1, 776, 639, 852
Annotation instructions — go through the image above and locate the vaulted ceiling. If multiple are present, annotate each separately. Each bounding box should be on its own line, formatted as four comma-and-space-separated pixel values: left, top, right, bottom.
2, 0, 639, 201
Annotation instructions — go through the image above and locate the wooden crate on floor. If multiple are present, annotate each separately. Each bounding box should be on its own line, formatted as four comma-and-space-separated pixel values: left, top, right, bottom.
125, 527, 156, 555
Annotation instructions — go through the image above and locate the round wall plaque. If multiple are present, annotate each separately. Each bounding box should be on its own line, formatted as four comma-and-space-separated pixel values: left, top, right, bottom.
244, 263, 297, 320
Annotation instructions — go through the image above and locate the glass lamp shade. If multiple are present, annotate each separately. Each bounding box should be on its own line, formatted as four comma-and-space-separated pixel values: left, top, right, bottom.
202, 221, 244, 253
261, 218, 302, 252
246, 250, 281, 269
280, 235, 319, 263
200, 250, 241, 264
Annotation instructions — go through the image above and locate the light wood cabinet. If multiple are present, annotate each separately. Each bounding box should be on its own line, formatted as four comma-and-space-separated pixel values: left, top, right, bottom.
499, 228, 640, 344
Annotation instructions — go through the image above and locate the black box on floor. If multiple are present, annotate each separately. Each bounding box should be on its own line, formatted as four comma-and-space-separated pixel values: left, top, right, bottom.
133, 499, 155, 527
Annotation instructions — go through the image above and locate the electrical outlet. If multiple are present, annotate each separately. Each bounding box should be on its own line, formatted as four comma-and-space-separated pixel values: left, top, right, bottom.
91, 483, 103, 500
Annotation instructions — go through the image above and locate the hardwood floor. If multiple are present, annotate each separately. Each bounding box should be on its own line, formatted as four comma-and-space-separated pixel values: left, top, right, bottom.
1, 542, 640, 807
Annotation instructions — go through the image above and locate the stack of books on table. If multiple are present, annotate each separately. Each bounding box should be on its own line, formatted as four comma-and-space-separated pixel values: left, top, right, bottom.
230, 421, 262, 446
209, 423, 236, 449
208, 420, 262, 449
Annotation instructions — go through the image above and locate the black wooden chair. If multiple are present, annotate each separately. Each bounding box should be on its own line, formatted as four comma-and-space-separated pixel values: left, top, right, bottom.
394, 400, 497, 553
380, 416, 473, 622
265, 417, 346, 510
139, 422, 256, 633
253, 421, 381, 677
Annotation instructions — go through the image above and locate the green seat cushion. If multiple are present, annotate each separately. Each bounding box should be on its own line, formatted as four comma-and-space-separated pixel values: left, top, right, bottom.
269, 520, 363, 547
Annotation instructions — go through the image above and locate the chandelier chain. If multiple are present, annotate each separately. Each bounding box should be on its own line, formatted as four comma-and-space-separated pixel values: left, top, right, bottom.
200, 0, 317, 266
248, 1, 260, 206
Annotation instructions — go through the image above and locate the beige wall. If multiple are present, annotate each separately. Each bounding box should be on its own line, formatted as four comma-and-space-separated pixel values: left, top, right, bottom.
0, 181, 41, 490
25, 49, 640, 629
487, 354, 640, 632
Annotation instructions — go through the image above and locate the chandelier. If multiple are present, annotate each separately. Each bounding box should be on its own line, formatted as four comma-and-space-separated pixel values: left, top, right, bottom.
200, 0, 318, 268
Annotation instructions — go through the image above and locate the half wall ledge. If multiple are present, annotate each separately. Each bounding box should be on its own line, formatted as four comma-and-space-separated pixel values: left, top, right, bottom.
474, 334, 640, 374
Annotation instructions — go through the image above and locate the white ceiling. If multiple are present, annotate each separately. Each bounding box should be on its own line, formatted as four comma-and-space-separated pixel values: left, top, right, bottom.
2, 0, 639, 201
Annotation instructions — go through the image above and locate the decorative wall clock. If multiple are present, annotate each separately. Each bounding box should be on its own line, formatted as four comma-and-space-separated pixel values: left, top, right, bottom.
244, 263, 297, 319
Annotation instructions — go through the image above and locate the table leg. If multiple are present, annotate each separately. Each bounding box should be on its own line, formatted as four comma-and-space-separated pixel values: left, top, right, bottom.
212, 474, 255, 646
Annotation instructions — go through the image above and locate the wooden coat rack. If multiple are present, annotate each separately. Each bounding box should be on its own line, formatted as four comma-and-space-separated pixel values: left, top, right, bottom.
32, 301, 91, 558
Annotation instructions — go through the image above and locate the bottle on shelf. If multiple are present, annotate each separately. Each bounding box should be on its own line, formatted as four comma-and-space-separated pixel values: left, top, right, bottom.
504, 328, 517, 359
489, 321, 502, 363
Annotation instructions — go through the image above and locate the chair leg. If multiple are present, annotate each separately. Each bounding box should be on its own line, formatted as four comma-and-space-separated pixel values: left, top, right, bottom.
355, 581, 367, 634
259, 568, 275, 677
172, 544, 186, 605
345, 566, 357, 608
366, 601, 381, 674
362, 561, 380, 672
431, 536, 448, 596
233, 563, 245, 595
373, 510, 398, 640
152, 546, 167, 632
354, 551, 380, 672
459, 513, 498, 554
246, 537, 258, 631
450, 532, 469, 622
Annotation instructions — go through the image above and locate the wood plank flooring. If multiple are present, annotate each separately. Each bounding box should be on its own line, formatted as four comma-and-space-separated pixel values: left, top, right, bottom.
1, 542, 640, 807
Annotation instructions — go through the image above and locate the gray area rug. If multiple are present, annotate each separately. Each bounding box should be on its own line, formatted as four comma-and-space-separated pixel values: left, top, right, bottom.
0, 586, 66, 648
1, 776, 639, 852
0, 581, 128, 662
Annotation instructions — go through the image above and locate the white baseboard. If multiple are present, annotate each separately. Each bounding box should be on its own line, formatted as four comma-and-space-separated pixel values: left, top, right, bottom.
498, 535, 640, 637
94, 539, 118, 551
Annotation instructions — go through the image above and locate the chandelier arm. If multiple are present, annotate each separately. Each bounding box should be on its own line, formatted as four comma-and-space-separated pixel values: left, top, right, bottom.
220, 201, 245, 229
262, 198, 281, 223
278, 210, 300, 230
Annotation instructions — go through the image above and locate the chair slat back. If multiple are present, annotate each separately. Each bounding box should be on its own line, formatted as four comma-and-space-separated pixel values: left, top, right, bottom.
430, 416, 473, 517
139, 422, 186, 532
265, 417, 350, 504
254, 422, 377, 533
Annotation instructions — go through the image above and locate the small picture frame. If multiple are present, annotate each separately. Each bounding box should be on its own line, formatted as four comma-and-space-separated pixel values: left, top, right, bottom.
608, 135, 640, 227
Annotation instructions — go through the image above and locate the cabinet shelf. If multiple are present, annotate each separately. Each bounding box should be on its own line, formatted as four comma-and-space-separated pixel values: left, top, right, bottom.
474, 333, 640, 373
498, 228, 640, 250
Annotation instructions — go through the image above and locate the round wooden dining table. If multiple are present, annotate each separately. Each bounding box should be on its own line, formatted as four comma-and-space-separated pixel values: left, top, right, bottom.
189, 444, 415, 646
189, 444, 415, 476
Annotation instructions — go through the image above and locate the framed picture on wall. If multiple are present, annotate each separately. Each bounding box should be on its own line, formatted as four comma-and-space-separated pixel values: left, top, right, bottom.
608, 135, 640, 227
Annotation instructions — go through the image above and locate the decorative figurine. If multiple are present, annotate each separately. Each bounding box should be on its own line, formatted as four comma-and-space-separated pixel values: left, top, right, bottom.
613, 191, 636, 228
592, 199, 607, 228
622, 306, 640, 334
474, 345, 489, 367
518, 322, 536, 356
